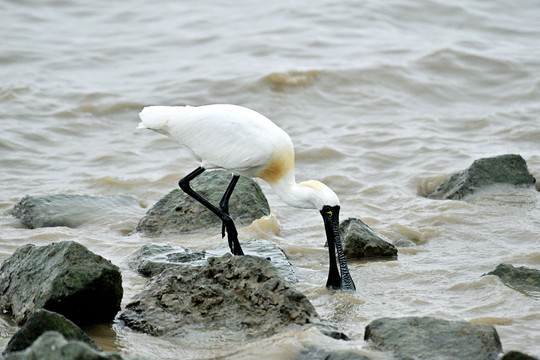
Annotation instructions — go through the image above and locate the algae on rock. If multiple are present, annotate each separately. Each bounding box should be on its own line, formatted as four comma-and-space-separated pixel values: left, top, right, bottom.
136, 170, 270, 236
0, 241, 122, 325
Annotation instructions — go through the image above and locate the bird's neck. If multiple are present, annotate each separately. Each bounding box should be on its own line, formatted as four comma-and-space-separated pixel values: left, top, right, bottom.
270, 172, 317, 209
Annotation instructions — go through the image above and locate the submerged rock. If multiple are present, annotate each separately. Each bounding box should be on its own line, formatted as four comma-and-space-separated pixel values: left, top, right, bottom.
295, 346, 373, 360
128, 243, 206, 278
339, 218, 397, 260
1, 331, 147, 360
136, 170, 270, 236
364, 316, 502, 360
12, 194, 140, 229
120, 254, 318, 338
428, 154, 536, 200
129, 239, 297, 283
3, 309, 99, 354
0, 241, 123, 325
485, 263, 540, 296
501, 351, 539, 360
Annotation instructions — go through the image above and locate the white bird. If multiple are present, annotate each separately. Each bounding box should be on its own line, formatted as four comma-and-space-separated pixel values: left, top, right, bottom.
137, 104, 355, 291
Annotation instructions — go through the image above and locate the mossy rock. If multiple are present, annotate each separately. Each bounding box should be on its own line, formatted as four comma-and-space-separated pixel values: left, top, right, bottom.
0, 241, 122, 325
136, 170, 270, 236
3, 309, 99, 354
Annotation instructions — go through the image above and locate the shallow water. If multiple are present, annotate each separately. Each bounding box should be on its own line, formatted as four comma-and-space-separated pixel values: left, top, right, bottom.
1, 0, 540, 358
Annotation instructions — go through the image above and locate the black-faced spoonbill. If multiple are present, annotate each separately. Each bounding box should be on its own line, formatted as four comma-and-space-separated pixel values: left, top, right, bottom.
137, 104, 355, 291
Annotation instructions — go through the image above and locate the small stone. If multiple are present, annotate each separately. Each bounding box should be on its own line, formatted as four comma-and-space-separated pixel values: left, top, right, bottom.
339, 218, 397, 260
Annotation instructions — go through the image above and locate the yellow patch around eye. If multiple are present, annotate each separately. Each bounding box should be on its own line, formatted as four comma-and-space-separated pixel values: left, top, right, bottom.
327, 210, 333, 216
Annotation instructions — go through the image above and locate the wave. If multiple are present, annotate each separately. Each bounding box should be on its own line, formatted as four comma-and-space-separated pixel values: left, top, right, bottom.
51, 100, 144, 118
260, 70, 320, 91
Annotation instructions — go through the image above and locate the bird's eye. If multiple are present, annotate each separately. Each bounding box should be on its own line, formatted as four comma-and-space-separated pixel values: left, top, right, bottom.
327, 210, 333, 216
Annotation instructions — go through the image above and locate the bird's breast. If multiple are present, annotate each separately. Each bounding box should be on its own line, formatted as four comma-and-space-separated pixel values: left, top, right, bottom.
256, 146, 295, 186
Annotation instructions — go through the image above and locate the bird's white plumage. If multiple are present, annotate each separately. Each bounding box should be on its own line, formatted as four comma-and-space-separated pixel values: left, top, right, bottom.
138, 104, 340, 210
140, 105, 286, 175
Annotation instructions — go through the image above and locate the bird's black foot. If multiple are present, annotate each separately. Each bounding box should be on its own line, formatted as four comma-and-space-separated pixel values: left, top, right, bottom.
340, 274, 356, 291
224, 221, 244, 256
326, 272, 356, 291
326, 269, 342, 290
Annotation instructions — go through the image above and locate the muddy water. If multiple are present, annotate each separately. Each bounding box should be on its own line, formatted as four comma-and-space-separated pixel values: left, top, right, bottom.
1, 0, 540, 358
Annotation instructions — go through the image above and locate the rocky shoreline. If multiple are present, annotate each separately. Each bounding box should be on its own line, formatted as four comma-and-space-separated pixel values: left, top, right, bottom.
2, 156, 539, 359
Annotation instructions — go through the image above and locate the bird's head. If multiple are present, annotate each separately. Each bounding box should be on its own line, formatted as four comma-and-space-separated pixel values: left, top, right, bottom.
320, 204, 341, 243
296, 180, 340, 210
294, 181, 354, 291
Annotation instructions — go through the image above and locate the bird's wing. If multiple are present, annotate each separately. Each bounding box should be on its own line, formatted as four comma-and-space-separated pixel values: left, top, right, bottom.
155, 105, 291, 176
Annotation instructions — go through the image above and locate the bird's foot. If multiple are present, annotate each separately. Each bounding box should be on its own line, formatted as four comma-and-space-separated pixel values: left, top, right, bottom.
340, 273, 356, 291
326, 274, 356, 291
325, 271, 341, 290
224, 221, 244, 256
326, 284, 341, 291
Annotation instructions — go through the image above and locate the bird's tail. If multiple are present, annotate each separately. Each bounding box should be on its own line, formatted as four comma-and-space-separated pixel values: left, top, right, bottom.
137, 106, 192, 134
137, 106, 170, 133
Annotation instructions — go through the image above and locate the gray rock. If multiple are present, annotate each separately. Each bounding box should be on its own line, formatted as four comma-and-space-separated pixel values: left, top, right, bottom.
120, 253, 318, 338
296, 346, 373, 360
12, 194, 141, 229
1, 331, 147, 360
129, 239, 297, 283
364, 316, 502, 360
485, 263, 540, 296
501, 351, 538, 360
0, 241, 123, 325
136, 170, 270, 236
128, 243, 206, 277
3, 309, 99, 354
339, 218, 397, 260
428, 154, 536, 200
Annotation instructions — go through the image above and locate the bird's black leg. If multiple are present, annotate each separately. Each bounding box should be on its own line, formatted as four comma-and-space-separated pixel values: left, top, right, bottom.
334, 235, 356, 291
178, 167, 244, 255
219, 175, 240, 238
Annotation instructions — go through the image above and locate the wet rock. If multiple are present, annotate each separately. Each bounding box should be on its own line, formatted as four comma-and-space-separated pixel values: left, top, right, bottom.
296, 346, 373, 360
120, 253, 318, 338
428, 154, 536, 200
3, 309, 99, 354
364, 316, 502, 360
339, 218, 397, 260
0, 241, 123, 325
12, 194, 140, 229
128, 243, 206, 277
485, 263, 540, 296
136, 170, 270, 236
501, 351, 539, 360
1, 331, 147, 360
129, 239, 297, 283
